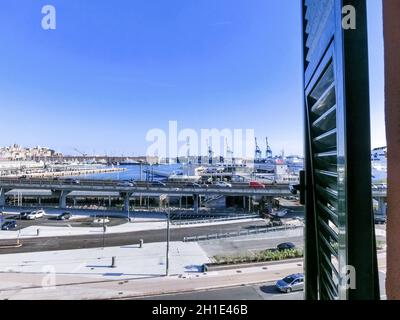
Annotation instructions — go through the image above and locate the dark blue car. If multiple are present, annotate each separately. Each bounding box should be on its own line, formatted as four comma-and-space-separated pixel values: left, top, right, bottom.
1, 220, 17, 231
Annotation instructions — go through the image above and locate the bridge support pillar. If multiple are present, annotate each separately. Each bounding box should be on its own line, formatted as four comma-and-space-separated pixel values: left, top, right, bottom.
0, 188, 7, 207
266, 197, 273, 213
377, 198, 387, 215
123, 193, 131, 212
193, 194, 199, 214
59, 191, 70, 209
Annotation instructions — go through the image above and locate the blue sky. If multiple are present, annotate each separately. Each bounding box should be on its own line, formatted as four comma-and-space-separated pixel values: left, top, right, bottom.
0, 0, 385, 156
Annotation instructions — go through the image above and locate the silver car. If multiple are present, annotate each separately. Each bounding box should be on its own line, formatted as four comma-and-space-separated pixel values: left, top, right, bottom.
275, 273, 304, 293
26, 209, 46, 220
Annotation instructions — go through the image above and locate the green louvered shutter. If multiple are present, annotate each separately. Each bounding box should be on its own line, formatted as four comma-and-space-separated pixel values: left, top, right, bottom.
302, 0, 379, 300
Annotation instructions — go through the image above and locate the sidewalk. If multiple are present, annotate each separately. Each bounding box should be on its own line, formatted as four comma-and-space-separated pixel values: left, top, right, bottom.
0, 244, 387, 300
0, 256, 303, 300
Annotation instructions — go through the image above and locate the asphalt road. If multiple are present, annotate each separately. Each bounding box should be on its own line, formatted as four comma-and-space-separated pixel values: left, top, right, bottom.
0, 220, 268, 254
138, 271, 388, 301
138, 281, 304, 300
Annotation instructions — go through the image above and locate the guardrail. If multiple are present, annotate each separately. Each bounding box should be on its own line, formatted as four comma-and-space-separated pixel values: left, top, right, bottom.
183, 224, 303, 242
0, 178, 292, 197
171, 214, 259, 226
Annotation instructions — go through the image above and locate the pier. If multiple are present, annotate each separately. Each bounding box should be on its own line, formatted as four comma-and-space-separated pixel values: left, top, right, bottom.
0, 167, 126, 179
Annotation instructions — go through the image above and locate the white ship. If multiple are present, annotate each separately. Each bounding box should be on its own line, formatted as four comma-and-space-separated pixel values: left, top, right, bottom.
371, 147, 387, 183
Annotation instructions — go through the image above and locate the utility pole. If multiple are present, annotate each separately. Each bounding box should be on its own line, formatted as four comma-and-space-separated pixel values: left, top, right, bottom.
102, 209, 105, 250
166, 198, 170, 276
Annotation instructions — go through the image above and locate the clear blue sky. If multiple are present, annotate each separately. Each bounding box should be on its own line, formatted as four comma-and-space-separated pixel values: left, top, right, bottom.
0, 0, 385, 156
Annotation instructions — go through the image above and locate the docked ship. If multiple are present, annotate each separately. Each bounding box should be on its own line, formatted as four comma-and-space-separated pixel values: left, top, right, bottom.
119, 158, 141, 165
371, 147, 387, 183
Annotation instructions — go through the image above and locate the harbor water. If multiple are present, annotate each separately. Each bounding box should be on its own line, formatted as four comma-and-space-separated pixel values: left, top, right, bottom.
71, 164, 183, 181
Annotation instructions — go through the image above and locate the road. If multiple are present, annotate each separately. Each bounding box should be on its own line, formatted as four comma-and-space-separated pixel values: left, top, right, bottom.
138, 282, 304, 300
0, 177, 291, 197
0, 220, 269, 254
138, 271, 388, 300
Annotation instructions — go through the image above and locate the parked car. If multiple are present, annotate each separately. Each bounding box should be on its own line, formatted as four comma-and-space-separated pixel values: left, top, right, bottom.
269, 218, 283, 227
19, 211, 32, 220
374, 215, 387, 225
26, 210, 46, 220
1, 220, 17, 231
57, 212, 72, 221
277, 242, 296, 251
214, 181, 232, 188
275, 273, 305, 293
249, 181, 265, 189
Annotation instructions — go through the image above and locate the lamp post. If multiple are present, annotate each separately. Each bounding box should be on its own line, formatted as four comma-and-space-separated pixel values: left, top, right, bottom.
166, 198, 170, 276
102, 209, 105, 250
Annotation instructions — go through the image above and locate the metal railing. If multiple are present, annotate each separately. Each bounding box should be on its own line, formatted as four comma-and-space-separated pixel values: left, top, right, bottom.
0, 178, 292, 197
183, 224, 303, 242
171, 214, 259, 226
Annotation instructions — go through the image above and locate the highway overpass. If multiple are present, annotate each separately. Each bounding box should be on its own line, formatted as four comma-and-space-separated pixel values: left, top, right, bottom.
0, 178, 292, 210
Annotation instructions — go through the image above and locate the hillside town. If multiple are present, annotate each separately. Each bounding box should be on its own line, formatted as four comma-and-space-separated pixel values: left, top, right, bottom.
0, 144, 62, 161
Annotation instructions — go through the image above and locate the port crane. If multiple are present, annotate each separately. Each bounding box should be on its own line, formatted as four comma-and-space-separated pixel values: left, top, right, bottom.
225, 138, 234, 162
265, 137, 273, 158
73, 148, 88, 157
255, 138, 262, 161
207, 139, 214, 164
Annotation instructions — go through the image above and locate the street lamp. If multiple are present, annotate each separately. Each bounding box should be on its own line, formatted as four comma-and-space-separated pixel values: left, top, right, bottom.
166, 197, 170, 276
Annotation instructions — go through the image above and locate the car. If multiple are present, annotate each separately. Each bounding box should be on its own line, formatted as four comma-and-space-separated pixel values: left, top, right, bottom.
277, 242, 296, 251
249, 181, 265, 189
185, 182, 202, 188
374, 215, 387, 225
57, 212, 72, 221
269, 218, 283, 227
63, 178, 80, 185
117, 181, 136, 187
1, 220, 17, 231
214, 181, 232, 188
151, 181, 167, 187
275, 273, 305, 293
26, 209, 46, 220
19, 211, 31, 220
